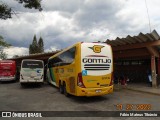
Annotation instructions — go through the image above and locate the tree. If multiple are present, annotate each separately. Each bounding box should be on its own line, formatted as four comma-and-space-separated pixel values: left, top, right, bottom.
29, 35, 38, 54
0, 49, 7, 59
0, 3, 11, 20
0, 35, 11, 47
16, 0, 42, 11
29, 44, 33, 54
0, 35, 11, 59
29, 35, 44, 54
38, 36, 44, 53
0, 0, 43, 20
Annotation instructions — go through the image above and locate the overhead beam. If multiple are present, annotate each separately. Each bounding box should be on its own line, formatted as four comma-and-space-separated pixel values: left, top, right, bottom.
113, 48, 150, 59
112, 40, 160, 51
147, 47, 159, 57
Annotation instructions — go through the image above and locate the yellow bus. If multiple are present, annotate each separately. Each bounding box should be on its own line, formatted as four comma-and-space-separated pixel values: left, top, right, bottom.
47, 42, 113, 97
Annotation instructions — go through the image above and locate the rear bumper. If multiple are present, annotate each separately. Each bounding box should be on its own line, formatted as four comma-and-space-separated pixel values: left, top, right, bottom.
0, 77, 15, 81
76, 85, 113, 96
20, 79, 43, 83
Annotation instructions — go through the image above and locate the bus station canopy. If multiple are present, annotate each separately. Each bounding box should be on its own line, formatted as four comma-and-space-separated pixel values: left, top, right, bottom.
105, 30, 160, 59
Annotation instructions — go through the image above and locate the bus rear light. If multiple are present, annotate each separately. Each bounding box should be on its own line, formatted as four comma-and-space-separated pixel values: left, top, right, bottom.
41, 75, 43, 79
77, 72, 85, 88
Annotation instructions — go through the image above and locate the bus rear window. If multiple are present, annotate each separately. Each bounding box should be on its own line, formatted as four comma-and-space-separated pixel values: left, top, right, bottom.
22, 61, 43, 68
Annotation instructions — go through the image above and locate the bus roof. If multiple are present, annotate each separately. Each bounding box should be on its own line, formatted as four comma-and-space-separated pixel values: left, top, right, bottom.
22, 59, 43, 62
48, 42, 108, 60
49, 42, 81, 60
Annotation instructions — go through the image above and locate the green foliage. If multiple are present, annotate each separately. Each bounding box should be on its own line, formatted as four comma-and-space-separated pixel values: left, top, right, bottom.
0, 35, 11, 59
38, 36, 44, 53
0, 35, 11, 47
32, 35, 38, 46
29, 44, 33, 54
0, 0, 43, 19
29, 35, 44, 54
31, 35, 38, 54
0, 4, 11, 20
17, 0, 43, 11
0, 49, 7, 59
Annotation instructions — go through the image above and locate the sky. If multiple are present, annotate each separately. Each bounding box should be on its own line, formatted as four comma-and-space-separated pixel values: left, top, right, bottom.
0, 0, 160, 58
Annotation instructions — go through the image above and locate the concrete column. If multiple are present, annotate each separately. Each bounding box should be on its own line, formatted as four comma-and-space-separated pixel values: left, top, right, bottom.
157, 57, 160, 86
158, 57, 160, 75
151, 56, 157, 88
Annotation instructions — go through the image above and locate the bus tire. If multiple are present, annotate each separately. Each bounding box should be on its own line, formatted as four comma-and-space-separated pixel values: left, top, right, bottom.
59, 81, 64, 94
63, 82, 69, 97
20, 83, 25, 87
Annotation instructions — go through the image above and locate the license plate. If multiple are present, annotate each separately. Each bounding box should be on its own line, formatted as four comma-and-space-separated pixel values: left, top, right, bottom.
95, 90, 101, 93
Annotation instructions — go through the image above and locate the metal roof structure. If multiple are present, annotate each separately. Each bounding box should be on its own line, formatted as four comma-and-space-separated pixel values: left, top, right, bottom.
11, 51, 59, 61
105, 29, 160, 47
104, 30, 160, 59
9, 29, 160, 63
9, 51, 60, 66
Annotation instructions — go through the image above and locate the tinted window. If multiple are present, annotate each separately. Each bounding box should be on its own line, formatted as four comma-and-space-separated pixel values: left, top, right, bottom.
22, 61, 43, 68
48, 47, 76, 67
59, 47, 76, 63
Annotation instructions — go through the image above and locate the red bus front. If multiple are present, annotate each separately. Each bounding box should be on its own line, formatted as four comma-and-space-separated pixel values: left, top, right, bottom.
0, 60, 16, 81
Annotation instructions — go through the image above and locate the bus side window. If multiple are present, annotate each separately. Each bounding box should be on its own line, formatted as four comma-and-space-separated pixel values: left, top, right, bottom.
49, 47, 76, 68
58, 47, 76, 64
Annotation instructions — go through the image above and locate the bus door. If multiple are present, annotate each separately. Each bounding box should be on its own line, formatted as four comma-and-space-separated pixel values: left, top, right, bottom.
48, 67, 57, 85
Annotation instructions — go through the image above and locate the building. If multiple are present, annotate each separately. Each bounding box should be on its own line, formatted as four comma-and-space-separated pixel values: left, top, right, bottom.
105, 29, 160, 88
10, 30, 160, 87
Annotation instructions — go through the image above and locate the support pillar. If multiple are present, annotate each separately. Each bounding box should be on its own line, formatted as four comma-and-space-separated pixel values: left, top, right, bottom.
151, 56, 157, 88
157, 57, 160, 86
158, 57, 160, 75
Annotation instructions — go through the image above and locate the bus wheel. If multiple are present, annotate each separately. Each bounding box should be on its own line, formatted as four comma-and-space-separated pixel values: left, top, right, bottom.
63, 83, 69, 97
59, 82, 64, 94
20, 83, 25, 87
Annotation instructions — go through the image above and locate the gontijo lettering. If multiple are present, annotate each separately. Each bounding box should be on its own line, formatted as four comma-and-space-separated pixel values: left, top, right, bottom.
82, 58, 111, 63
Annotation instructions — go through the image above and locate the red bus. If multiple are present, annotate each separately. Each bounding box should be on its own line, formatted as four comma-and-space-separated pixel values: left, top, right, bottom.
0, 60, 16, 81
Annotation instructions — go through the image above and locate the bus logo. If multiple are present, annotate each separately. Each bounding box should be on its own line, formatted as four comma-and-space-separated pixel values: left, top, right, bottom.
89, 45, 104, 53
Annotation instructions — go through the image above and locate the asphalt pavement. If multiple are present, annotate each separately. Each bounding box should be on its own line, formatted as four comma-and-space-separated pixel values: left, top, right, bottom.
0, 81, 160, 119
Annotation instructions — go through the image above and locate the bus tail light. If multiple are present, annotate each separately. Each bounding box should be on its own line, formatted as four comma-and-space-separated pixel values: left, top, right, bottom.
109, 73, 113, 86
21, 74, 24, 79
77, 72, 85, 88
41, 75, 43, 79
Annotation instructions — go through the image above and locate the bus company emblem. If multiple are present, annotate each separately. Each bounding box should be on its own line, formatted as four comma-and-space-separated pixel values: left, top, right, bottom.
89, 45, 104, 53
37, 70, 41, 73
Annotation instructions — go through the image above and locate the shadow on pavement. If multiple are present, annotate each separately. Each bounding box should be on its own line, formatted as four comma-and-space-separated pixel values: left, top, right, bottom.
0, 80, 17, 84
20, 83, 46, 89
68, 95, 109, 104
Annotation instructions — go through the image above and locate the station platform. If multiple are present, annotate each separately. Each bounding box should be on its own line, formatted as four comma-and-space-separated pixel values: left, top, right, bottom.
114, 83, 160, 96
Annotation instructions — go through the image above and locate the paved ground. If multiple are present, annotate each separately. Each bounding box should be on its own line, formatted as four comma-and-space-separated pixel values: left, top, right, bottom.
126, 83, 160, 95
0, 81, 160, 119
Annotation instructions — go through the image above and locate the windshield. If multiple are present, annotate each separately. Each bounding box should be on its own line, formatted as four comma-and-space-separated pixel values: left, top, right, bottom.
22, 61, 43, 68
